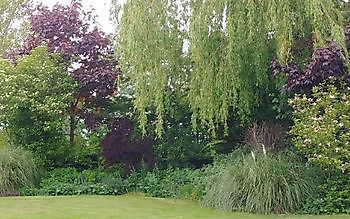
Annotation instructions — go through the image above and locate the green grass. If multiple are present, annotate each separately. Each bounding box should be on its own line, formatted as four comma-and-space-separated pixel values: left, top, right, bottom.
0, 195, 348, 219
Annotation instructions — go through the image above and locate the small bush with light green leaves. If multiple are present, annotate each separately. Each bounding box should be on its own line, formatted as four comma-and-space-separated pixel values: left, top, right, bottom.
290, 82, 350, 173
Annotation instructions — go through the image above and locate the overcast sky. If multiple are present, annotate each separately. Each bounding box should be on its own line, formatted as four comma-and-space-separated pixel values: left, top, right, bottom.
37, 0, 126, 33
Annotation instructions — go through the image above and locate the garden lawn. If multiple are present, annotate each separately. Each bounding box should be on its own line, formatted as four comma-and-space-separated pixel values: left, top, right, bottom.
0, 195, 348, 219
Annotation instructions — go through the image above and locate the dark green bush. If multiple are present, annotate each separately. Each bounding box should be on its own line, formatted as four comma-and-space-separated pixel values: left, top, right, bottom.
66, 144, 101, 170
8, 106, 72, 169
125, 167, 205, 200
154, 125, 214, 169
40, 168, 108, 185
202, 151, 316, 213
20, 167, 126, 196
155, 141, 214, 168
303, 173, 350, 214
0, 147, 38, 196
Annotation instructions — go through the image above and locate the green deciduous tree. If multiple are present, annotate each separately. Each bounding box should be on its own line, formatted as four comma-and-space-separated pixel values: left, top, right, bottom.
115, 0, 347, 136
0, 0, 29, 56
0, 47, 76, 166
116, 0, 189, 136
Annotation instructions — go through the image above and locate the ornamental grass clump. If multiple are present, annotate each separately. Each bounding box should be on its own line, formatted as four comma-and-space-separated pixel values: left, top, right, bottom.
202, 151, 315, 213
0, 147, 38, 196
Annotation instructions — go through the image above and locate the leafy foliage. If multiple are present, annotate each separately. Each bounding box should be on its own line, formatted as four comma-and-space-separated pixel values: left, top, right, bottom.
272, 42, 346, 93
0, 147, 38, 196
303, 172, 350, 214
20, 167, 125, 196
202, 151, 316, 213
125, 167, 205, 200
67, 144, 101, 170
0, 0, 29, 56
116, 0, 347, 136
22, 0, 119, 131
0, 47, 76, 167
20, 167, 204, 200
7, 108, 71, 167
154, 140, 213, 169
116, 0, 189, 136
101, 118, 155, 173
0, 47, 75, 120
290, 82, 350, 173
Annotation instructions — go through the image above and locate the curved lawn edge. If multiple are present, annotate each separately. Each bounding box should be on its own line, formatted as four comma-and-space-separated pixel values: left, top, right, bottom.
0, 195, 348, 219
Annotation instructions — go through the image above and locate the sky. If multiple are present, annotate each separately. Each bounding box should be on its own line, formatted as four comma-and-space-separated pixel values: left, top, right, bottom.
37, 0, 126, 34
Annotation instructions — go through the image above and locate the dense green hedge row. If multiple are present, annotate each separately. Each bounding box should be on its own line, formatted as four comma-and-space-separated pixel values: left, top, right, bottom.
20, 167, 204, 200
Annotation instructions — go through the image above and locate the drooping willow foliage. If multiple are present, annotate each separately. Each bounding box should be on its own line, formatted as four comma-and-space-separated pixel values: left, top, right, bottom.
0, 0, 29, 56
116, 0, 189, 136
115, 0, 348, 136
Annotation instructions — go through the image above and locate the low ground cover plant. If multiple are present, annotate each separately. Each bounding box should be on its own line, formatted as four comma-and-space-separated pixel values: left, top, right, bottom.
20, 167, 205, 200
20, 167, 125, 196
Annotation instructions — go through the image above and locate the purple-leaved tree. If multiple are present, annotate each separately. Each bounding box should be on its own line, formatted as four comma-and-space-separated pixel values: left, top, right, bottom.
22, 0, 120, 145
272, 41, 346, 93
101, 118, 155, 173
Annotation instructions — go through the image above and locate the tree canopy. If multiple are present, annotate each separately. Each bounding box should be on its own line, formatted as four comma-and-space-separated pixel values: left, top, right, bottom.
0, 46, 76, 166
0, 0, 29, 56
0, 47, 75, 123
22, 0, 120, 145
116, 0, 348, 136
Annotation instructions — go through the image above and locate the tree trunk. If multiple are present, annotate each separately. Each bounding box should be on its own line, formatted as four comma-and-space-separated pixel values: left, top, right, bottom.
69, 113, 75, 147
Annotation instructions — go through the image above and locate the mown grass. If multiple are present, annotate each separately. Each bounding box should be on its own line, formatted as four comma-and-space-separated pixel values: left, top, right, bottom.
0, 195, 348, 219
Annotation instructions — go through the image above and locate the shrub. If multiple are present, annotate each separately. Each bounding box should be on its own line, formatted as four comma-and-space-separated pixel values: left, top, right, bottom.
290, 82, 350, 172
202, 151, 316, 213
0, 147, 38, 196
7, 106, 71, 168
272, 42, 345, 93
67, 144, 101, 170
20, 166, 205, 199
101, 118, 155, 173
0, 47, 77, 169
153, 120, 215, 169
20, 167, 126, 196
125, 167, 205, 200
303, 172, 350, 214
154, 139, 214, 169
40, 168, 106, 185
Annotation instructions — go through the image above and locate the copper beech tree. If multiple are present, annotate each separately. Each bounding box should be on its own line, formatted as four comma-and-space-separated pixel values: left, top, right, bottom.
22, 0, 120, 146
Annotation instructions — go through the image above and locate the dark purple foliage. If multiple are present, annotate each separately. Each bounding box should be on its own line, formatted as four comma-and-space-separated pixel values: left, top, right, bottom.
272, 42, 345, 93
345, 23, 350, 50
22, 0, 119, 129
101, 118, 155, 173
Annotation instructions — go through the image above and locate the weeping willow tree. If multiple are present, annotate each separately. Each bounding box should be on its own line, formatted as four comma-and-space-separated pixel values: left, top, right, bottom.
0, 0, 29, 56
115, 0, 347, 137
116, 0, 190, 136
